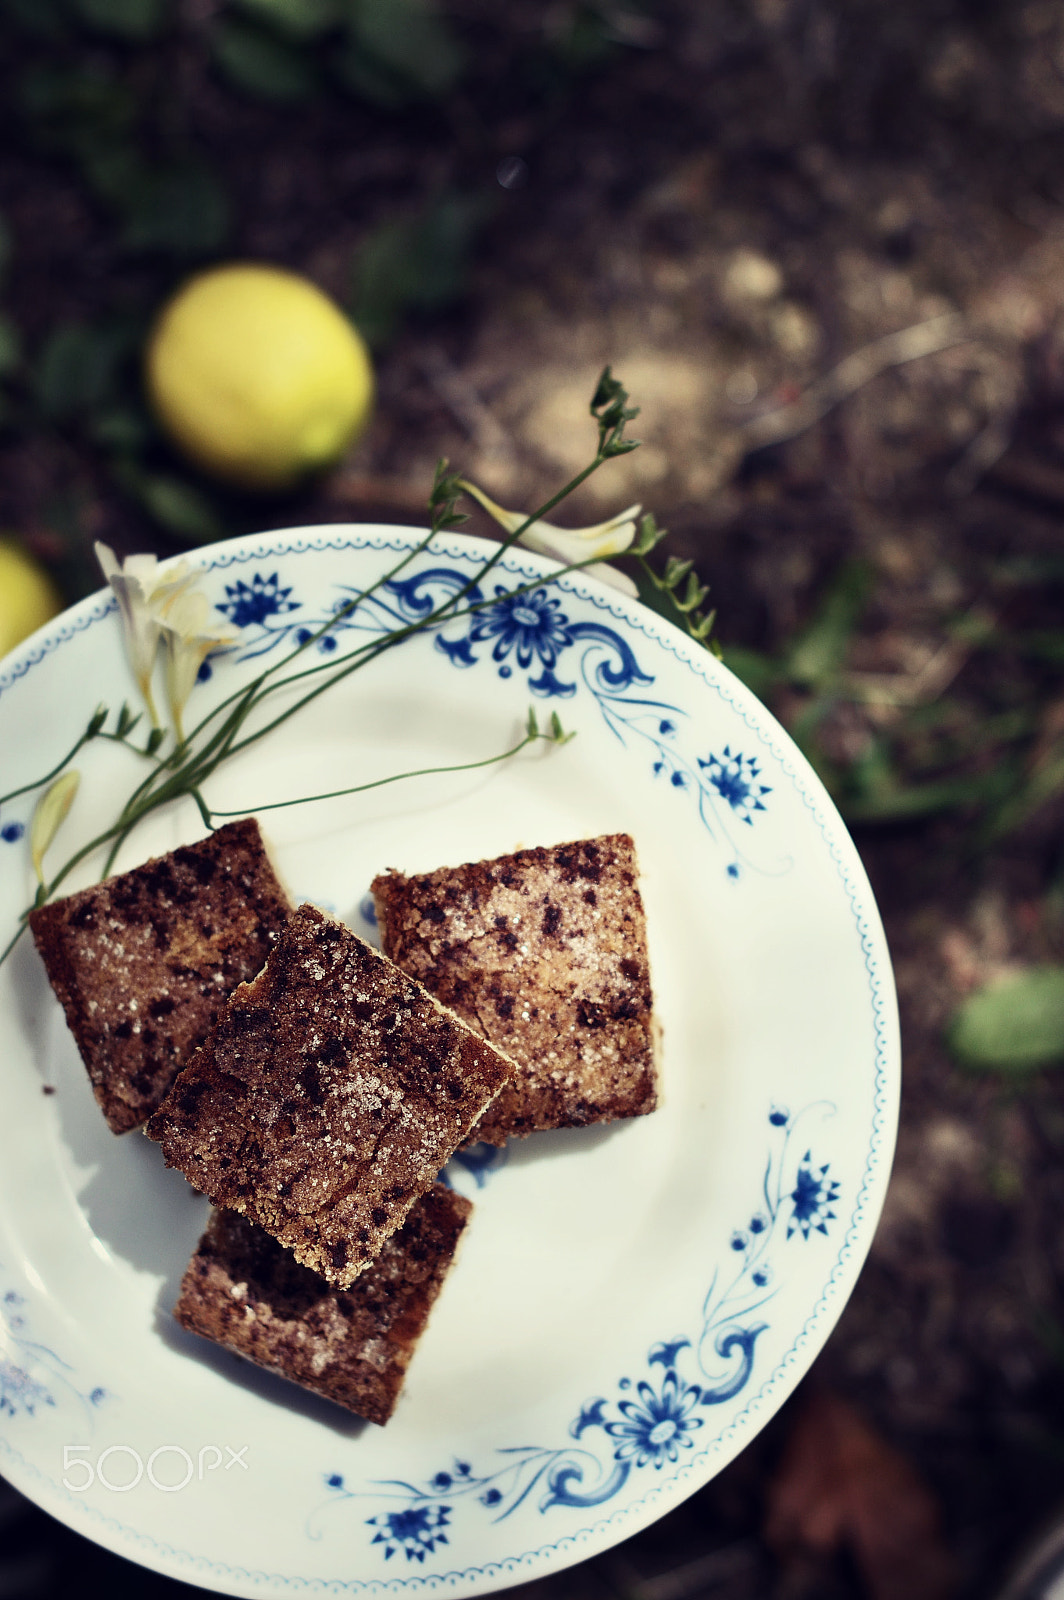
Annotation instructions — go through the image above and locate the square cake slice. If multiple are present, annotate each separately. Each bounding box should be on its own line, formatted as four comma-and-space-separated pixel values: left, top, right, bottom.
371, 833, 658, 1147
29, 818, 292, 1134
146, 903, 513, 1287
173, 1184, 472, 1425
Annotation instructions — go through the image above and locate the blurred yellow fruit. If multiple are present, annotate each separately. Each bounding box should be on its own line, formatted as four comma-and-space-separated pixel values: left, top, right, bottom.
145, 263, 375, 492
0, 540, 63, 659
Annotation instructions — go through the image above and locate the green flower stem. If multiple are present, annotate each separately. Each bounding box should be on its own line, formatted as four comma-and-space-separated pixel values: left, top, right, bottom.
5, 521, 632, 917
219, 535, 637, 763
0, 724, 99, 809
0, 368, 659, 969
133, 445, 629, 780
209, 716, 569, 820
176, 445, 616, 757
168, 527, 447, 762
0, 718, 164, 817
175, 375, 635, 754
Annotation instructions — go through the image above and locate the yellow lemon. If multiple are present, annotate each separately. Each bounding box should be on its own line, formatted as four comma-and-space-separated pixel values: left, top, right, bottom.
146, 263, 375, 492
0, 540, 63, 659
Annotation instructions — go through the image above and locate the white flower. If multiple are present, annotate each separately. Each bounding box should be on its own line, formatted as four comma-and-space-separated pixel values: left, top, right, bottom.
31, 770, 79, 884
459, 481, 641, 597
95, 543, 196, 727
159, 588, 235, 744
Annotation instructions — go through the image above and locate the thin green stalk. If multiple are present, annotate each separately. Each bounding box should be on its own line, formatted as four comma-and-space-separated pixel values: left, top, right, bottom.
196, 449, 631, 763
185, 396, 634, 736
4, 367, 714, 971
175, 524, 446, 751
219, 533, 644, 764
210, 716, 570, 820
0, 715, 103, 808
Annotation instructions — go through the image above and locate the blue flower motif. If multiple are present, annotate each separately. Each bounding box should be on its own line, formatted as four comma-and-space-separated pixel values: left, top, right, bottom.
603, 1369, 703, 1468
367, 1503, 451, 1562
787, 1152, 840, 1238
446, 1139, 508, 1190
698, 747, 771, 825
296, 626, 338, 654
217, 573, 300, 630
1, 822, 23, 843
462, 587, 573, 694
769, 1106, 789, 1127
0, 1360, 54, 1418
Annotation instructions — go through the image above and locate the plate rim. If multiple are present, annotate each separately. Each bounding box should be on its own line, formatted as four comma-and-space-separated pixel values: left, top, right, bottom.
0, 522, 901, 1596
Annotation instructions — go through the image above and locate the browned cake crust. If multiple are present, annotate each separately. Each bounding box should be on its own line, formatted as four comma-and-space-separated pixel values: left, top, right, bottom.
371, 833, 658, 1146
29, 819, 292, 1134
173, 1184, 472, 1425
146, 903, 513, 1287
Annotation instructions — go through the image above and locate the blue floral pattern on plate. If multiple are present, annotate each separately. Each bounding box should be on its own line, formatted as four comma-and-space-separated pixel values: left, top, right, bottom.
311, 1102, 838, 1563
0, 1273, 107, 1423
211, 562, 779, 877
0, 529, 896, 1598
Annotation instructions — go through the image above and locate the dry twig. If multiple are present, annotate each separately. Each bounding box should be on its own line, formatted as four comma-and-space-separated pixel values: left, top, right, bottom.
740, 312, 972, 454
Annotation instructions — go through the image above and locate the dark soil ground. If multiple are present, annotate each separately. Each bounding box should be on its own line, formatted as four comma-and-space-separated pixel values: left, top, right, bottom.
3, 3, 1064, 1597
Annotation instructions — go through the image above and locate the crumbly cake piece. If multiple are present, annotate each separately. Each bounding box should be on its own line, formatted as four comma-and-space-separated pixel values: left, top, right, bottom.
371, 833, 658, 1146
174, 1184, 472, 1426
29, 819, 292, 1135
146, 903, 513, 1288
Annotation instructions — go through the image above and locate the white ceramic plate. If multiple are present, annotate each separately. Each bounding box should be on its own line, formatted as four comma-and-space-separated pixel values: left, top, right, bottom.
0, 527, 899, 1596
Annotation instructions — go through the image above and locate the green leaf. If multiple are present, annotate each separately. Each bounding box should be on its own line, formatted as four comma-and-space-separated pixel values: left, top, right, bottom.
339, 0, 465, 103
330, 43, 405, 105
120, 162, 231, 255
630, 563, 673, 621
212, 18, 318, 101
88, 405, 153, 452
981, 739, 1064, 845
785, 559, 873, 691
721, 646, 778, 700
114, 465, 227, 542
841, 770, 1010, 823
630, 512, 665, 557
351, 192, 489, 347
19, 61, 137, 143
949, 966, 1064, 1072
551, 4, 618, 70
233, 0, 342, 39
70, 0, 167, 39
32, 320, 131, 421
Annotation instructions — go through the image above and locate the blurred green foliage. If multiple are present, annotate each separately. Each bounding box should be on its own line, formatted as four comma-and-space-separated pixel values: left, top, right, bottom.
0, 0, 631, 558
351, 192, 493, 349
2, 0, 1059, 1049
719, 551, 1064, 1082
724, 558, 1064, 839
949, 967, 1064, 1073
